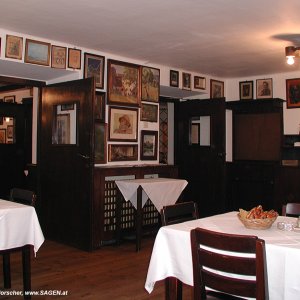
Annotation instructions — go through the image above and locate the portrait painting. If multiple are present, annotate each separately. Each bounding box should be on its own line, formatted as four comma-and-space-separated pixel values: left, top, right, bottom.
182, 72, 191, 90
256, 78, 273, 99
84, 53, 105, 89
239, 81, 253, 100
210, 79, 224, 98
141, 66, 160, 102
286, 78, 300, 108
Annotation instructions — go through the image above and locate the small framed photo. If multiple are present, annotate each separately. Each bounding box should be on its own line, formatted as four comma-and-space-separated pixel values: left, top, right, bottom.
95, 122, 107, 163
286, 78, 300, 108
95, 92, 106, 121
256, 78, 273, 99
239, 81, 253, 100
4, 95, 15, 103
7, 125, 14, 140
108, 144, 138, 162
140, 103, 158, 122
182, 72, 191, 90
84, 52, 105, 89
68, 48, 81, 69
51, 45, 66, 69
0, 129, 6, 144
170, 70, 179, 87
210, 79, 224, 98
25, 39, 50, 66
141, 66, 160, 102
140, 130, 158, 160
108, 106, 138, 142
194, 76, 206, 90
5, 35, 23, 60
107, 59, 141, 106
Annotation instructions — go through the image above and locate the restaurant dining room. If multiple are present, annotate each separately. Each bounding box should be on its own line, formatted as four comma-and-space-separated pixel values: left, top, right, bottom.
1, 1, 300, 299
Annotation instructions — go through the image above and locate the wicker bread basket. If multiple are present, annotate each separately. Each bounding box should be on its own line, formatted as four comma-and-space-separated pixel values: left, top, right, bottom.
237, 213, 277, 230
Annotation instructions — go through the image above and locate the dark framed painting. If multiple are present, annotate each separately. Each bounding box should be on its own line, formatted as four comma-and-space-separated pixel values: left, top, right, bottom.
286, 78, 300, 108
108, 106, 138, 142
140, 103, 158, 122
107, 59, 141, 106
210, 79, 224, 98
194, 76, 206, 90
140, 130, 158, 160
4, 95, 15, 103
84, 52, 105, 89
95, 122, 107, 163
95, 91, 106, 121
256, 78, 272, 99
170, 70, 179, 87
51, 45, 66, 69
141, 66, 160, 102
68, 48, 81, 69
5, 35, 23, 60
7, 125, 14, 140
25, 39, 50, 66
239, 81, 253, 100
182, 72, 191, 90
108, 144, 138, 162
0, 129, 6, 144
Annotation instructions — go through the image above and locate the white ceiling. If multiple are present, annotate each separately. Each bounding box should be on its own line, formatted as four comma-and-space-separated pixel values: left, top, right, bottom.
1, 0, 300, 79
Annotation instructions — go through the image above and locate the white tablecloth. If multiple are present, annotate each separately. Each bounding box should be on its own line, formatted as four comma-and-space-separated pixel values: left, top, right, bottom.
0, 199, 45, 254
145, 211, 300, 300
115, 178, 188, 211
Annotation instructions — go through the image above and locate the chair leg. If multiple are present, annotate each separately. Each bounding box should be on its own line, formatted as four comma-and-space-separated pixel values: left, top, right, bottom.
3, 253, 11, 288
22, 245, 31, 299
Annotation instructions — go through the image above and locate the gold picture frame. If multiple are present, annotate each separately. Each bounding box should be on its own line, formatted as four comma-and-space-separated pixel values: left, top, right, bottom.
25, 39, 50, 66
68, 48, 82, 69
141, 66, 160, 102
5, 35, 23, 60
51, 45, 66, 69
108, 144, 138, 162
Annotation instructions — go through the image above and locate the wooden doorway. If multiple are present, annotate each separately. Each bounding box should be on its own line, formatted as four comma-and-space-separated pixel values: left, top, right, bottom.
175, 98, 226, 217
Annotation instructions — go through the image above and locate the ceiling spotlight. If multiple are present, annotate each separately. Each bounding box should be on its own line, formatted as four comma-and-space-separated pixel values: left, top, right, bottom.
285, 46, 300, 65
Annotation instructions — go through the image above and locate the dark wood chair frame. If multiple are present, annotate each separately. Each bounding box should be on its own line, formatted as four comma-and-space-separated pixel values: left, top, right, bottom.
282, 202, 300, 217
190, 227, 269, 300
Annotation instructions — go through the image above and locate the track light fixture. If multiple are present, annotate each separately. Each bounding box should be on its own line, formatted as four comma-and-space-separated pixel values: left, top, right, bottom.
285, 46, 300, 65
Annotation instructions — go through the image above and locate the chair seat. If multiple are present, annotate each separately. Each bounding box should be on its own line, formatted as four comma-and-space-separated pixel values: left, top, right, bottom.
206, 290, 245, 300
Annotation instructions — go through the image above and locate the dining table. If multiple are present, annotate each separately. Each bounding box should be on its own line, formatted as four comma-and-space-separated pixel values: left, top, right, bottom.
0, 199, 45, 298
145, 211, 300, 300
115, 177, 188, 251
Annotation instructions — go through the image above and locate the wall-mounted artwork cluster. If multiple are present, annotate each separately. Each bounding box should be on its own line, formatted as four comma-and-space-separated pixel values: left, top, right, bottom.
170, 69, 206, 91
239, 78, 273, 101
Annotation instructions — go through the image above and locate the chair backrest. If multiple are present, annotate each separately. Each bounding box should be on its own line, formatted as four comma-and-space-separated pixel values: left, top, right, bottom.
161, 201, 199, 226
9, 188, 36, 206
282, 203, 300, 217
190, 227, 269, 300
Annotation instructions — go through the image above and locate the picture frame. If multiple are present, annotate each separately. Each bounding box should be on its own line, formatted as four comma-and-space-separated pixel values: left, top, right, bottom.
107, 59, 141, 106
0, 129, 6, 144
191, 123, 200, 145
95, 91, 106, 121
210, 79, 224, 98
4, 95, 15, 103
55, 114, 70, 144
182, 72, 191, 90
140, 103, 158, 122
256, 78, 273, 99
61, 103, 74, 111
170, 70, 179, 87
51, 45, 66, 69
68, 48, 81, 69
25, 39, 50, 66
286, 78, 300, 108
5, 35, 23, 60
194, 76, 206, 90
141, 66, 160, 102
95, 122, 107, 163
239, 81, 253, 100
7, 125, 14, 140
84, 52, 105, 89
108, 106, 138, 142
108, 144, 138, 162
140, 130, 158, 160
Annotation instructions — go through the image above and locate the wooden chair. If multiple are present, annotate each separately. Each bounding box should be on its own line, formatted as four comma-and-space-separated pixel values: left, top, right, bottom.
2, 188, 36, 290
282, 203, 300, 217
190, 227, 269, 300
161, 201, 199, 300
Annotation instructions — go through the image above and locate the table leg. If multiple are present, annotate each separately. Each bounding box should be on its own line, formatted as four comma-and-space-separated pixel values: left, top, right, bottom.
136, 186, 143, 252
3, 252, 11, 288
165, 277, 182, 300
22, 245, 31, 299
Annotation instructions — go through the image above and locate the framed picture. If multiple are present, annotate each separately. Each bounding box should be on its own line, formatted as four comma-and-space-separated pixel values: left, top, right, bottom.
51, 45, 66, 69
256, 78, 273, 99
95, 92, 106, 121
7, 125, 14, 140
108, 144, 138, 162
239, 81, 253, 100
95, 122, 107, 163
210, 79, 224, 98
191, 123, 200, 145
4, 95, 15, 103
140, 103, 158, 122
0, 129, 6, 144
68, 48, 81, 69
140, 130, 158, 160
286, 78, 300, 108
61, 103, 74, 111
55, 114, 70, 144
170, 70, 179, 87
5, 35, 23, 60
182, 72, 191, 90
141, 66, 160, 102
108, 106, 138, 142
107, 59, 141, 106
25, 39, 50, 66
84, 53, 105, 89
194, 76, 206, 90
